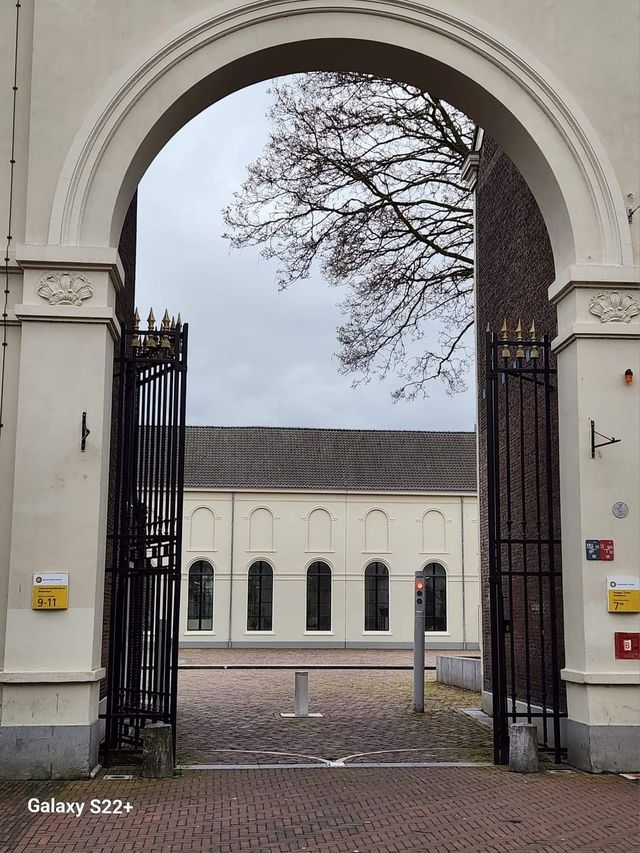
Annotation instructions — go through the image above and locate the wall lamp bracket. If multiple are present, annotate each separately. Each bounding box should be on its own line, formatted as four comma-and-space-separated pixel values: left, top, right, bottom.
81, 411, 91, 451
590, 418, 621, 458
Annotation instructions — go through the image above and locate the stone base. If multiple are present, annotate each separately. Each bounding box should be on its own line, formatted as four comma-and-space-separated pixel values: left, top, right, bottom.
0, 721, 101, 780
566, 720, 640, 773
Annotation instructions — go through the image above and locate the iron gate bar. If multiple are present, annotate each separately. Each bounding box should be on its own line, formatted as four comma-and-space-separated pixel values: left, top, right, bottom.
103, 318, 188, 764
485, 328, 565, 765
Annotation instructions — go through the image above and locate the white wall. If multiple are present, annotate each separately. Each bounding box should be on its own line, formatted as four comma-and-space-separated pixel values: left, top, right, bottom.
179, 489, 479, 648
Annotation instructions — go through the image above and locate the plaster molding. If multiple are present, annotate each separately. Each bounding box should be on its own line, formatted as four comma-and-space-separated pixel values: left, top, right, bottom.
0, 668, 106, 683
14, 303, 121, 341
549, 264, 640, 304
47, 0, 630, 266
588, 291, 640, 324
551, 323, 640, 354
36, 271, 94, 306
561, 669, 640, 685
16, 243, 125, 292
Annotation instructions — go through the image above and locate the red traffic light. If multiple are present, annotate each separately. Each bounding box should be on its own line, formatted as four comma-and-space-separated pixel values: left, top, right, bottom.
415, 580, 425, 591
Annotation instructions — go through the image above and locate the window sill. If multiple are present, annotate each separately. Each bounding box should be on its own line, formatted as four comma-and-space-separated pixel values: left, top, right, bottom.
425, 632, 450, 636
185, 630, 216, 635
361, 631, 392, 636
244, 630, 275, 635
304, 631, 334, 635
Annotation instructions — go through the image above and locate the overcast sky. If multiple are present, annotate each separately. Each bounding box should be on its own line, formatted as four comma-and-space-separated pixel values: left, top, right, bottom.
136, 80, 476, 432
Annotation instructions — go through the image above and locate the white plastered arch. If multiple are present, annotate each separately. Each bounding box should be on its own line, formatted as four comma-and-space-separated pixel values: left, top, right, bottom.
47, 0, 632, 275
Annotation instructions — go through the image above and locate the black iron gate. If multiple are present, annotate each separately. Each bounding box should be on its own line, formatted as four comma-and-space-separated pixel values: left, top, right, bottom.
104, 311, 188, 763
485, 322, 565, 764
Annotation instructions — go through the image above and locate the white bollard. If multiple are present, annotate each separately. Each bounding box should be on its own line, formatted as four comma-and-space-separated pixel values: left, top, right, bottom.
294, 671, 309, 716
509, 723, 539, 773
279, 670, 323, 718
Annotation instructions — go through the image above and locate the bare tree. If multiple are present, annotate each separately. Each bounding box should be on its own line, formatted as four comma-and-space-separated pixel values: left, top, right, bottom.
223, 72, 475, 399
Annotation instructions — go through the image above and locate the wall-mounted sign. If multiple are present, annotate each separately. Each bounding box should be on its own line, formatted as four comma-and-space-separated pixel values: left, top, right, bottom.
585, 539, 614, 561
614, 632, 640, 660
607, 577, 640, 612
32, 573, 68, 610
612, 502, 629, 519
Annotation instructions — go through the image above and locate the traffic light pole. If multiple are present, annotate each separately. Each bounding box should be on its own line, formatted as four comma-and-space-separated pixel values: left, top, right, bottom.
413, 571, 425, 712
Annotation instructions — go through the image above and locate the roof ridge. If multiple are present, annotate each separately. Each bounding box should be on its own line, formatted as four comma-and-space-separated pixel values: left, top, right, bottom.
186, 425, 475, 435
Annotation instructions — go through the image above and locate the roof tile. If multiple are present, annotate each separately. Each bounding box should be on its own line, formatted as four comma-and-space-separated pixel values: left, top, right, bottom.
185, 427, 476, 492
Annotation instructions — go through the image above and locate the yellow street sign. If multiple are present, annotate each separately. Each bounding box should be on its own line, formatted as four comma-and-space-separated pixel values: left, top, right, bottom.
32, 573, 69, 610
607, 577, 640, 613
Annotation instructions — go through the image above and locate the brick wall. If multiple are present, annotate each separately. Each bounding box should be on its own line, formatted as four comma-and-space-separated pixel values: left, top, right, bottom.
475, 138, 566, 712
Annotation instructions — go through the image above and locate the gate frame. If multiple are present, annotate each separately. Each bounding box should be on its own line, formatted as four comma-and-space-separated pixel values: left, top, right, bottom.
103, 317, 188, 764
485, 326, 566, 765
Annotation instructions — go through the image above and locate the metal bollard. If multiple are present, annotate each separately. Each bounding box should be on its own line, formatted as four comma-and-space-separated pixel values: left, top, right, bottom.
279, 670, 323, 718
294, 671, 309, 716
508, 723, 539, 773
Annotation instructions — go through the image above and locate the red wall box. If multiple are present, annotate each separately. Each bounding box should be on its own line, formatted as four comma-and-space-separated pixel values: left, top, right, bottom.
614, 632, 640, 660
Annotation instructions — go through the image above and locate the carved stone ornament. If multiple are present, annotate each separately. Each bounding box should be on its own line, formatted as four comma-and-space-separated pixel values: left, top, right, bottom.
37, 271, 93, 306
588, 290, 640, 324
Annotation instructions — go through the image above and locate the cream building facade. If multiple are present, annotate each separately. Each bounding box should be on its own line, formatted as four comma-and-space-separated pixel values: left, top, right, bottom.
179, 428, 479, 649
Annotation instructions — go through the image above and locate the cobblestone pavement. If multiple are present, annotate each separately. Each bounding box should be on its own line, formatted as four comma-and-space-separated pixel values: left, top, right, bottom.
176, 667, 491, 765
178, 648, 476, 667
0, 767, 637, 853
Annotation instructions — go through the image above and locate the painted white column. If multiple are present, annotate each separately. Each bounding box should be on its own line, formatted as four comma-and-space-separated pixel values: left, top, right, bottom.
0, 246, 122, 779
552, 266, 640, 772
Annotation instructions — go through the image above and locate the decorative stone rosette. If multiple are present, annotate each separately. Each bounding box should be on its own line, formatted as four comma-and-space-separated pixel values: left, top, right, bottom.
588, 290, 639, 324
37, 271, 93, 306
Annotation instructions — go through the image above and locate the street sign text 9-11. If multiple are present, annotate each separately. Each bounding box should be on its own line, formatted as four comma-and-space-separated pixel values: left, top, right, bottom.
32, 573, 69, 610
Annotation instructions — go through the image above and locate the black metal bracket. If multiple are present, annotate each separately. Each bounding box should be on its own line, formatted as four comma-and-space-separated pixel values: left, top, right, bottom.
81, 411, 91, 451
590, 418, 621, 458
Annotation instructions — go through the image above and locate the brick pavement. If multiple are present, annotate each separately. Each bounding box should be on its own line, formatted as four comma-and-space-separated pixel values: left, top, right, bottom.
0, 653, 637, 852
0, 767, 637, 853
178, 649, 476, 667
176, 669, 491, 765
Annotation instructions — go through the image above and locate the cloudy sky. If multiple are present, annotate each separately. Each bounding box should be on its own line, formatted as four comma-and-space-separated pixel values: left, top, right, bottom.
136, 80, 476, 432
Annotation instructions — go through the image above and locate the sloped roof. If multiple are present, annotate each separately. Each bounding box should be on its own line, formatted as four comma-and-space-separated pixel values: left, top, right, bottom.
185, 427, 476, 493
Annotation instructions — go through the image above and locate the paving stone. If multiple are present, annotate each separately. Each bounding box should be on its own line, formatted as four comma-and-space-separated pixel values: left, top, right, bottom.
0, 768, 637, 852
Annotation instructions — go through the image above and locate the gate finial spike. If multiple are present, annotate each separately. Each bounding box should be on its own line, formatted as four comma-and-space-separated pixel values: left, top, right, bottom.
147, 308, 156, 330
160, 309, 172, 350
131, 308, 142, 349
486, 322, 491, 332
515, 319, 525, 358
500, 318, 511, 358
516, 320, 524, 358
176, 313, 182, 327
530, 319, 540, 359
170, 315, 175, 330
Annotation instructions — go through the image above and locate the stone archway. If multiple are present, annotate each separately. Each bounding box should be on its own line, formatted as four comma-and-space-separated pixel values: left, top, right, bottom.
1, 0, 638, 778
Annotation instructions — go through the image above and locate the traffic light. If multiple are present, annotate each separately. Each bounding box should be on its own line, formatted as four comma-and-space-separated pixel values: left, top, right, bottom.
415, 572, 426, 613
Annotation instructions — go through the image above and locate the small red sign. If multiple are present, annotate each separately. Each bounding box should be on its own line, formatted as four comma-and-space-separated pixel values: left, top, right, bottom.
615, 632, 640, 660
600, 540, 614, 560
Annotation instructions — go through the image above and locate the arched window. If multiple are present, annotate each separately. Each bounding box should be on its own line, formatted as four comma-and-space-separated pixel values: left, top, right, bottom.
364, 562, 389, 631
306, 561, 332, 631
424, 562, 447, 632
187, 560, 214, 631
247, 561, 273, 631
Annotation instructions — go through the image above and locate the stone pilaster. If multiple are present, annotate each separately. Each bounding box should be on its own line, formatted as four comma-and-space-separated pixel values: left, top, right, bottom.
552, 265, 640, 772
0, 246, 122, 778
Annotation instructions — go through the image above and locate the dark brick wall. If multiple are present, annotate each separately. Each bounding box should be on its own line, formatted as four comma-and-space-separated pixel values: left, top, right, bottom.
101, 193, 137, 698
475, 138, 565, 712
